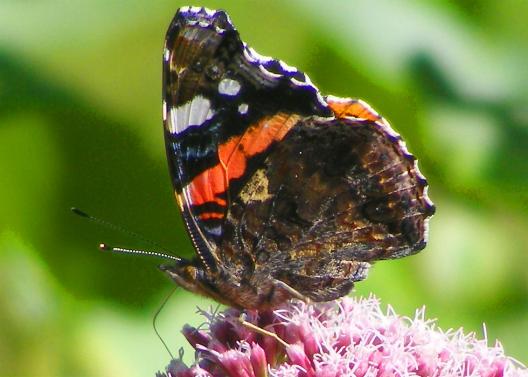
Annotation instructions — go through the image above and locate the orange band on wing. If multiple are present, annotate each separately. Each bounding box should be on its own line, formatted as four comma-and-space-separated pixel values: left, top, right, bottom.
185, 113, 301, 211
219, 113, 301, 179
198, 212, 225, 220
327, 98, 382, 122
188, 168, 227, 206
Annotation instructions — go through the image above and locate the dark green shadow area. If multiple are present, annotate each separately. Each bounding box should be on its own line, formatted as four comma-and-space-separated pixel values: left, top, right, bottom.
0, 48, 192, 305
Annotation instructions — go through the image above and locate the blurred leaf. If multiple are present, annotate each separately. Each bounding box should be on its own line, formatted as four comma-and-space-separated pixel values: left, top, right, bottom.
0, 48, 189, 304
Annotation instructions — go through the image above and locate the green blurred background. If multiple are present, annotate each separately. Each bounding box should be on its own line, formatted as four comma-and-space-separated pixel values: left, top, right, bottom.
0, 0, 526, 375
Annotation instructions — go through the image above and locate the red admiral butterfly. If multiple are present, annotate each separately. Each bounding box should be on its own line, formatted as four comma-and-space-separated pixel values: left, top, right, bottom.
160, 6, 435, 309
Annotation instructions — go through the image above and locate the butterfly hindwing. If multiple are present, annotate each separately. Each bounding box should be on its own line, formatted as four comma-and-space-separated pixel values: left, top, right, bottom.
219, 104, 434, 301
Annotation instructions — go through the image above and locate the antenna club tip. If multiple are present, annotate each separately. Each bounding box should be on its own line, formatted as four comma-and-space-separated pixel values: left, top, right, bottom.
99, 243, 111, 251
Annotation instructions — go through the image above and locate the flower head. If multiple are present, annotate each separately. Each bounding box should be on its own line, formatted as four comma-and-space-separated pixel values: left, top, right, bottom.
159, 296, 526, 377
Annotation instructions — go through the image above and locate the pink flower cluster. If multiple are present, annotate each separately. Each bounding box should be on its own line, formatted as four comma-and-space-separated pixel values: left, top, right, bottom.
159, 296, 526, 377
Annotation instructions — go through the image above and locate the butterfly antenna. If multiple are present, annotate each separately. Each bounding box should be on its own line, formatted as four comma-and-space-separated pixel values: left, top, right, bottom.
70, 207, 171, 250
153, 288, 177, 359
99, 243, 181, 262
71, 207, 169, 251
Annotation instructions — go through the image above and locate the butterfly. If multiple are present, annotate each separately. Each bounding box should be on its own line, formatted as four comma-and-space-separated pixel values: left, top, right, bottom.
159, 6, 435, 309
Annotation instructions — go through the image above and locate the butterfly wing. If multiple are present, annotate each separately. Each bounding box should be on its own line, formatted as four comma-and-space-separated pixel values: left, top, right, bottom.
162, 7, 435, 308
162, 7, 331, 271
219, 97, 435, 302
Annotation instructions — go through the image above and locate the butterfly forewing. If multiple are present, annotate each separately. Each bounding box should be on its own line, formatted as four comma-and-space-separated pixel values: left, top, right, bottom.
163, 7, 331, 265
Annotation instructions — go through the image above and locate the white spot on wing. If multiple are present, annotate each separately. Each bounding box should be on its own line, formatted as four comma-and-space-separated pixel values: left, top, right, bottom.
238, 103, 249, 114
169, 96, 215, 134
325, 94, 345, 104
291, 72, 315, 88
303, 74, 315, 86
207, 225, 222, 237
204, 7, 216, 16
218, 78, 241, 96
279, 60, 297, 73
243, 44, 273, 64
258, 65, 281, 79
247, 46, 272, 62
316, 91, 327, 107
243, 47, 257, 64
291, 77, 305, 86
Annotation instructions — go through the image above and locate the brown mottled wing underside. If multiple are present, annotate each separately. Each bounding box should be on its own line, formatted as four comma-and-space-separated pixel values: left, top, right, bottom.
160, 7, 434, 309
219, 116, 435, 301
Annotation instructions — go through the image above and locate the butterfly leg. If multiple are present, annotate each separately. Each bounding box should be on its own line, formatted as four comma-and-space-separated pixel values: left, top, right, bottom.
238, 312, 289, 348
272, 279, 313, 305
